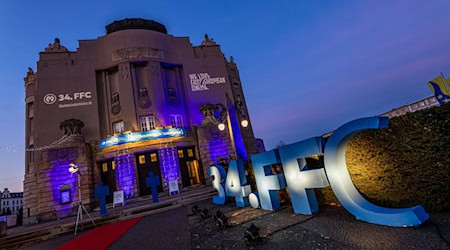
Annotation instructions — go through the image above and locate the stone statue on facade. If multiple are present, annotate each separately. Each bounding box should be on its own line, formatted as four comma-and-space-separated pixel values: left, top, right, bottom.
201, 34, 217, 46
44, 38, 69, 53
60, 119, 84, 136
111, 92, 122, 114
138, 87, 151, 109
199, 103, 227, 125
24, 67, 36, 86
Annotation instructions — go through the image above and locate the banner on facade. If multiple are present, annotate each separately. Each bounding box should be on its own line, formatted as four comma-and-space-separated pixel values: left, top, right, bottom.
99, 128, 186, 149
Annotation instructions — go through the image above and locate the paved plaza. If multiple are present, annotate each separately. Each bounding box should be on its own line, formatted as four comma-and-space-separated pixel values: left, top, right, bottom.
9, 198, 449, 250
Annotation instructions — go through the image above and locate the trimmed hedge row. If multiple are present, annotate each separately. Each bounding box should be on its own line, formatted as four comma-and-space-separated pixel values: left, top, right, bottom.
316, 102, 450, 212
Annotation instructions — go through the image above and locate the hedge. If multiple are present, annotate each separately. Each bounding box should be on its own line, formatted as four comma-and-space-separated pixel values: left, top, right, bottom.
315, 102, 450, 212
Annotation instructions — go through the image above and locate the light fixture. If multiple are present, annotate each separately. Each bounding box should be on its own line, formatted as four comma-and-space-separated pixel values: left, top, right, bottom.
241, 119, 249, 128
218, 123, 226, 131
68, 162, 96, 234
68, 163, 79, 174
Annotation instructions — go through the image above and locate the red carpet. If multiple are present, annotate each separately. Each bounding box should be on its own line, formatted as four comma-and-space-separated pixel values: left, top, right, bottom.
57, 217, 143, 250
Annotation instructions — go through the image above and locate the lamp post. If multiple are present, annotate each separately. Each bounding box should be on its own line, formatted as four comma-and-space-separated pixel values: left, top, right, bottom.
68, 163, 96, 235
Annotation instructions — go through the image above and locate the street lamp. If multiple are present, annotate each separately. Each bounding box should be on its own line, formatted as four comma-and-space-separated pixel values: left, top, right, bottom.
68, 163, 96, 235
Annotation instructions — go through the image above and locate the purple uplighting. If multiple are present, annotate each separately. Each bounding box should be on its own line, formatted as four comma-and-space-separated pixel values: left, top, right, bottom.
159, 147, 180, 182
114, 153, 136, 199
49, 160, 77, 210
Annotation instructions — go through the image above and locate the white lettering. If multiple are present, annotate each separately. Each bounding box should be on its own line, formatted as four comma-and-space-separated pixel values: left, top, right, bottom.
189, 73, 226, 91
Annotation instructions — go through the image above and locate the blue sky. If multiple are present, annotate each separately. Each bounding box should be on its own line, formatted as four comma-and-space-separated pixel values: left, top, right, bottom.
1, 1, 450, 191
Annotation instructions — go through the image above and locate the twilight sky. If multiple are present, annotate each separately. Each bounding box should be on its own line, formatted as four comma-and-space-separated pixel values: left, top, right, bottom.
1, 1, 450, 191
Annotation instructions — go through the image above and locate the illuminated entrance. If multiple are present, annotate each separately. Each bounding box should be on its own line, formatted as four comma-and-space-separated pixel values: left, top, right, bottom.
135, 151, 163, 196
99, 159, 116, 203
178, 147, 203, 187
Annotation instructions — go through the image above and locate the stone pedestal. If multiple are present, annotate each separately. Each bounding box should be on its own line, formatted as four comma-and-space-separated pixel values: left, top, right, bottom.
33, 141, 94, 222
197, 124, 235, 185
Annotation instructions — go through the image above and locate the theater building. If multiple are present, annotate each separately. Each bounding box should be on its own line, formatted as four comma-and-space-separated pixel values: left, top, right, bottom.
23, 18, 258, 224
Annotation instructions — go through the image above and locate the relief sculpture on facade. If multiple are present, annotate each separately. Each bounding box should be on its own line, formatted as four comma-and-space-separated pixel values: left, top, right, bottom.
138, 87, 152, 109
111, 92, 122, 115
112, 47, 164, 62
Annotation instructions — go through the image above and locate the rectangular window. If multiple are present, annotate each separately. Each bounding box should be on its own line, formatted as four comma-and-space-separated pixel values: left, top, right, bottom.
28, 102, 34, 118
113, 121, 124, 133
188, 149, 194, 157
170, 115, 183, 128
29, 145, 34, 164
60, 189, 71, 204
29, 118, 34, 135
178, 150, 184, 158
112, 161, 116, 170
150, 153, 157, 162
140, 116, 155, 131
139, 155, 146, 164
102, 163, 108, 172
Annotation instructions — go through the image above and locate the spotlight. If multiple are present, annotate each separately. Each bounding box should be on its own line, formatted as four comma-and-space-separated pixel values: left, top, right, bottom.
241, 119, 249, 128
68, 163, 96, 235
244, 223, 266, 246
218, 123, 226, 131
68, 163, 79, 174
192, 205, 200, 214
213, 210, 228, 229
200, 208, 210, 219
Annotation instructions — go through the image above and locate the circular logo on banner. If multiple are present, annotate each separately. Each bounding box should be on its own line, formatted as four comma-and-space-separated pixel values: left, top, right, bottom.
43, 94, 57, 104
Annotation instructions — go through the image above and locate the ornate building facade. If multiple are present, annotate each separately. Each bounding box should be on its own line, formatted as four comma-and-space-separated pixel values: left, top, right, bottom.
23, 18, 258, 224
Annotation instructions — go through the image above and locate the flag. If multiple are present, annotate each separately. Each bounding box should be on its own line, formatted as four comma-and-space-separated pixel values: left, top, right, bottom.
427, 76, 450, 104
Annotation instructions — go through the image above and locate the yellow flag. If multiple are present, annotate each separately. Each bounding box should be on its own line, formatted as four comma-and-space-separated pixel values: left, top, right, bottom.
427, 76, 450, 104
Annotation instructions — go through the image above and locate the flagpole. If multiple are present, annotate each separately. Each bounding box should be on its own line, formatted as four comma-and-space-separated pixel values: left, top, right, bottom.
440, 72, 450, 92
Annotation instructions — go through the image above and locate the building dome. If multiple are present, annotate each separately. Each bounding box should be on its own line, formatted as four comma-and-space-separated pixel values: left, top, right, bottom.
106, 18, 167, 35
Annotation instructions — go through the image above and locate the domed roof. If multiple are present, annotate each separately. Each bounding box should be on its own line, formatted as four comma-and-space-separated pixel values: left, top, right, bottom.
106, 18, 167, 35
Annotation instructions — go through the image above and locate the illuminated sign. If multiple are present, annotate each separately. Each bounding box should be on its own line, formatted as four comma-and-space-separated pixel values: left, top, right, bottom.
99, 128, 186, 149
209, 117, 430, 227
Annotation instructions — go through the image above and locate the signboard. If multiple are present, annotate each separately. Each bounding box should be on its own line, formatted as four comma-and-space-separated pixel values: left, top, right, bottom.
99, 128, 185, 149
208, 117, 430, 227
189, 73, 226, 91
168, 180, 179, 195
113, 190, 124, 208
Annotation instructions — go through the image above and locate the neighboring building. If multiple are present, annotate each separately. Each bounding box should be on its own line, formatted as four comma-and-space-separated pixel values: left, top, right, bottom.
322, 95, 441, 139
1, 188, 23, 215
380, 96, 439, 118
23, 18, 259, 224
